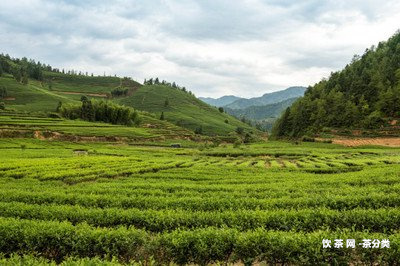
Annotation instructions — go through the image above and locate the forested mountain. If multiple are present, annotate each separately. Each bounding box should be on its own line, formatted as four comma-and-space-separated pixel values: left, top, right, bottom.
224, 86, 306, 109
272, 31, 400, 138
199, 95, 242, 107
225, 97, 299, 120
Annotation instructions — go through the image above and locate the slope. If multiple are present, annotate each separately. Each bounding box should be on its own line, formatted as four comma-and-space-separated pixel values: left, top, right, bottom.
0, 73, 193, 140
0, 74, 77, 112
199, 95, 243, 107
226, 97, 299, 120
225, 86, 306, 109
117, 84, 255, 136
272, 31, 400, 138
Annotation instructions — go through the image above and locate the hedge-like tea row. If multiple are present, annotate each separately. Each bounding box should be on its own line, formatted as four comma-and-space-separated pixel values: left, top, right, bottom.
1, 201, 400, 233
0, 217, 399, 265
1, 189, 400, 211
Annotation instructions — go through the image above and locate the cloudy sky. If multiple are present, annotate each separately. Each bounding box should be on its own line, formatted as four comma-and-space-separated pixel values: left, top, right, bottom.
1, 0, 399, 98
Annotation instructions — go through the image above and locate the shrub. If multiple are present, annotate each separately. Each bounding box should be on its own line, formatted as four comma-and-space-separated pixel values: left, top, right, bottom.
233, 139, 242, 148
194, 126, 203, 135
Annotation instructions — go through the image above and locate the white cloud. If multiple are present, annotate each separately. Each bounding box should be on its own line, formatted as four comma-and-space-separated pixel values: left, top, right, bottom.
0, 0, 399, 97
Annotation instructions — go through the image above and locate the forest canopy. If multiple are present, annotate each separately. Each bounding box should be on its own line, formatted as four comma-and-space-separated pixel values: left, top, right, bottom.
272, 31, 400, 138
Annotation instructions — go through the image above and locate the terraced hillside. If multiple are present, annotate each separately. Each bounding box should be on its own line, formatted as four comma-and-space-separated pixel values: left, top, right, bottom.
0, 139, 399, 264
0, 112, 193, 141
1, 69, 255, 137
118, 84, 255, 135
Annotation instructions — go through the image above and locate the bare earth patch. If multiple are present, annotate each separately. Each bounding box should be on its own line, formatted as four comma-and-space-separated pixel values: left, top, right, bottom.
56, 91, 108, 98
332, 138, 400, 147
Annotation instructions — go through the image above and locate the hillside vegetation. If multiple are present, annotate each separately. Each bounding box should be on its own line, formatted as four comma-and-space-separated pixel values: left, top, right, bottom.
0, 54, 256, 137
118, 84, 255, 136
273, 31, 400, 138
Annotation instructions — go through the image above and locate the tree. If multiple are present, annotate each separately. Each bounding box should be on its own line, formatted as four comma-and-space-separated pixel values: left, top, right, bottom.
12, 67, 22, 82
22, 75, 28, 85
224, 119, 229, 124
56, 101, 62, 112
194, 126, 203, 134
155, 77, 159, 84
235, 127, 244, 135
0, 87, 7, 98
81, 95, 89, 103
218, 107, 224, 113
160, 112, 165, 120
244, 133, 252, 143
164, 98, 169, 107
0, 102, 5, 110
0, 63, 3, 76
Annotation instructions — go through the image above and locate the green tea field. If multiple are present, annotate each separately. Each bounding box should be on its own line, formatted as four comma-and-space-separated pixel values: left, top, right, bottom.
0, 138, 400, 265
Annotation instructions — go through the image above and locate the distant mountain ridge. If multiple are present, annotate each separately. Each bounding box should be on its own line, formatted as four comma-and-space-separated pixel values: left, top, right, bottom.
224, 86, 306, 109
199, 86, 306, 132
225, 97, 299, 120
199, 95, 242, 107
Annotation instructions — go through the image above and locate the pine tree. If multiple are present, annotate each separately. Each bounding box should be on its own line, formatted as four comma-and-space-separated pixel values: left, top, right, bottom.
160, 112, 164, 120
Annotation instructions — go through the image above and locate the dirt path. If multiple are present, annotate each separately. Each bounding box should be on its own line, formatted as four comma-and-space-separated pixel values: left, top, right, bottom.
57, 91, 108, 97
332, 138, 400, 147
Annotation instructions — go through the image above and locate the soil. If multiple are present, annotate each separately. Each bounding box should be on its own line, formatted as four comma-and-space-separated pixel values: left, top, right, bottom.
332, 137, 400, 147
57, 91, 108, 97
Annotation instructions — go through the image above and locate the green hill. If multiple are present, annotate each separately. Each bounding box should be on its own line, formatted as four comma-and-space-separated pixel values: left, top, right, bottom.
117, 84, 255, 136
272, 31, 400, 138
0, 74, 76, 112
0, 54, 256, 137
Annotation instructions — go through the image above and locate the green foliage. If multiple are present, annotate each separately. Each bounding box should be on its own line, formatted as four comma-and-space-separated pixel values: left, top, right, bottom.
111, 87, 129, 98
0, 139, 399, 264
0, 102, 5, 110
235, 127, 244, 135
160, 111, 164, 120
12, 66, 22, 82
194, 125, 203, 134
0, 86, 6, 98
218, 107, 224, 113
21, 74, 29, 85
59, 100, 140, 126
273, 31, 400, 138
243, 133, 253, 143
118, 84, 256, 136
233, 139, 241, 148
